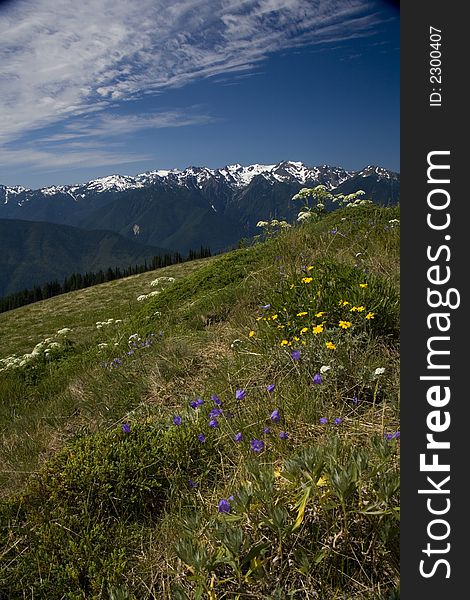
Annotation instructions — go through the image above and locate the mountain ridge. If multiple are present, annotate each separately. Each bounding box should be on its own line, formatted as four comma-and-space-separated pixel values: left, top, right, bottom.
1, 160, 398, 201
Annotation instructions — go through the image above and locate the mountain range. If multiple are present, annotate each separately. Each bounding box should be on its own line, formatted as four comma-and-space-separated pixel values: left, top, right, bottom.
0, 161, 399, 296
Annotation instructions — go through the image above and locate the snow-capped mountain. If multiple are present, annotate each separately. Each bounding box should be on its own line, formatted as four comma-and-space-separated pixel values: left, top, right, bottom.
1, 160, 395, 203
0, 160, 399, 254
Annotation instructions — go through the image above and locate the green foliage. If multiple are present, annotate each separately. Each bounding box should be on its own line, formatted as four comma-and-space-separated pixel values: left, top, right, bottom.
172, 435, 399, 598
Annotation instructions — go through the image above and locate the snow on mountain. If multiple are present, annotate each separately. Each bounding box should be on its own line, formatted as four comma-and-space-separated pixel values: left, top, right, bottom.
1, 161, 398, 206
357, 165, 393, 179
1, 185, 31, 204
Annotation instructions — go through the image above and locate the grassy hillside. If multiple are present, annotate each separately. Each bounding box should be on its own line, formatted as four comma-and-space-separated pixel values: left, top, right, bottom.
0, 204, 400, 599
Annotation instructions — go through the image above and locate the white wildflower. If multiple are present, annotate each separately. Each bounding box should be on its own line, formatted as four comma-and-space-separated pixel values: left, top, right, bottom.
374, 367, 386, 376
57, 327, 71, 335
320, 365, 331, 374
297, 211, 312, 222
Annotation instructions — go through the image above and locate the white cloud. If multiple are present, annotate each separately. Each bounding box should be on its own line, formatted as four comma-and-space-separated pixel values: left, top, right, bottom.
0, 0, 389, 169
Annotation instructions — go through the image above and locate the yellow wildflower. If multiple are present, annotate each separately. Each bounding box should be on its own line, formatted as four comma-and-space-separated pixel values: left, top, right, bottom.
316, 475, 328, 487
315, 311, 326, 317
366, 312, 375, 320
297, 311, 308, 317
293, 336, 300, 342
301, 277, 313, 284
280, 340, 289, 346
300, 327, 309, 335
360, 283, 368, 288
312, 324, 324, 334
307, 265, 314, 271
271, 314, 278, 320
339, 320, 352, 329
249, 330, 255, 337
326, 341, 336, 350
290, 283, 295, 289
339, 300, 350, 306
350, 306, 358, 312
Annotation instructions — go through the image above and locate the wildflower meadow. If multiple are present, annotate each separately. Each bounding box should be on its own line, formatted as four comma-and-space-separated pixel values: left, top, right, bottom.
0, 200, 400, 599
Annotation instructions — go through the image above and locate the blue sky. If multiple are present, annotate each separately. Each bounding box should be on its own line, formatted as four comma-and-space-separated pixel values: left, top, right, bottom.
0, 0, 399, 189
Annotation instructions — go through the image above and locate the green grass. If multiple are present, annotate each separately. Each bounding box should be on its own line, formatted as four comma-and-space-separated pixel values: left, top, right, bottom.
0, 258, 213, 359
0, 205, 400, 599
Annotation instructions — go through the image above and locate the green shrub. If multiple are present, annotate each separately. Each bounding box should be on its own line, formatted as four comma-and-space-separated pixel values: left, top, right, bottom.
0, 422, 217, 598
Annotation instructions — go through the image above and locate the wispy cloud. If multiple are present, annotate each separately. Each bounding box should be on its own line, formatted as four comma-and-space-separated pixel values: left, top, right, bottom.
0, 0, 389, 170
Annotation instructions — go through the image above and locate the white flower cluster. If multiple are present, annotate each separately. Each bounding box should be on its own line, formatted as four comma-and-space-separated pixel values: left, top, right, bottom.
0, 327, 73, 372
256, 219, 291, 229
388, 219, 400, 228
137, 275, 176, 301
150, 276, 175, 287
95, 318, 123, 329
57, 327, 72, 335
137, 290, 161, 301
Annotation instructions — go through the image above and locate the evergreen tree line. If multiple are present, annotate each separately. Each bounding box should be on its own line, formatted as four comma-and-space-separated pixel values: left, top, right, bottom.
0, 246, 212, 314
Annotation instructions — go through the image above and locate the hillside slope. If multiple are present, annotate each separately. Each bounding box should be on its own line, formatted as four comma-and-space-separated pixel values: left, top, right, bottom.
0, 205, 400, 599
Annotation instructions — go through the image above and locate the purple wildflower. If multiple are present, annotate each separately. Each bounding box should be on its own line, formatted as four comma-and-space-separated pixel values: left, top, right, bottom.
334, 417, 343, 425
263, 427, 271, 434
122, 423, 131, 434
329, 228, 338, 235
313, 373, 323, 385
393, 431, 400, 439
353, 396, 359, 405
234, 432, 243, 442
319, 417, 328, 425
197, 433, 206, 443
235, 389, 246, 400
260, 304, 271, 309
211, 394, 222, 405
209, 407, 222, 418
173, 415, 182, 426
190, 398, 204, 409
218, 499, 231, 513
251, 439, 265, 453
291, 349, 301, 361
280, 431, 289, 440
189, 479, 198, 489
266, 384, 275, 393
209, 418, 219, 428
270, 408, 281, 423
